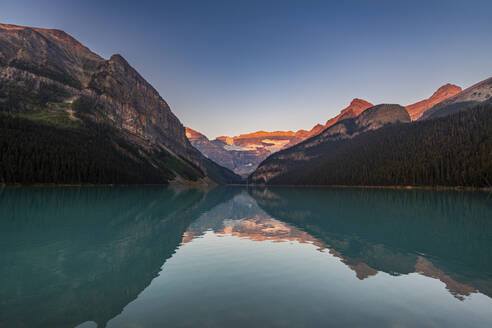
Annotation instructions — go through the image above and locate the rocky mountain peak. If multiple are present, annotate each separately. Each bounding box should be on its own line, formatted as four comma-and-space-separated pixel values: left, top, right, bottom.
0, 23, 102, 58
324, 98, 373, 128
309, 124, 325, 133
341, 98, 374, 117
356, 104, 410, 130
0, 23, 104, 87
419, 77, 492, 120
109, 54, 127, 65
406, 83, 462, 120
432, 84, 462, 98
185, 127, 208, 141
350, 98, 373, 107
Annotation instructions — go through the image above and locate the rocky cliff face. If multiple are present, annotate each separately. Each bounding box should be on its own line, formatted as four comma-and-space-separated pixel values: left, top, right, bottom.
186, 127, 269, 177
0, 23, 240, 184
0, 23, 103, 88
185, 127, 208, 142
249, 104, 410, 184
406, 84, 462, 120
88, 54, 197, 162
420, 77, 492, 120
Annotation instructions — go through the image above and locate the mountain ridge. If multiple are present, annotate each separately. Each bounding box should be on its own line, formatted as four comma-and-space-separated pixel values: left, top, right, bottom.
0, 23, 241, 184
186, 97, 374, 176
188, 81, 487, 179
249, 104, 492, 187
420, 77, 492, 120
406, 83, 462, 120
249, 104, 410, 184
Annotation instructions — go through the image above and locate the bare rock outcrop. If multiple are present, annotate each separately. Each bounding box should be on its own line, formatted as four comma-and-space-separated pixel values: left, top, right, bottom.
406, 84, 462, 120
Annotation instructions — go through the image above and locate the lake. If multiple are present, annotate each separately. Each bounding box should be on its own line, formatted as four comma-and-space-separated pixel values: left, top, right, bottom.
1, 186, 491, 327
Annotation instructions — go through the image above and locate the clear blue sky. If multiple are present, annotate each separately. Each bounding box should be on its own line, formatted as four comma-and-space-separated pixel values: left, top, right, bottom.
1, 0, 491, 138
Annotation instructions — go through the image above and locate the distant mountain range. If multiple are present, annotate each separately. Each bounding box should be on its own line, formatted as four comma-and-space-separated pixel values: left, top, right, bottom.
249, 77, 492, 187
0, 23, 241, 184
186, 75, 491, 187
186, 98, 375, 176
420, 77, 492, 120
186, 84, 472, 177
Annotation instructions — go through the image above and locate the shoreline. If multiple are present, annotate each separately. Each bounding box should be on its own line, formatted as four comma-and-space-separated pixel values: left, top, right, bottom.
2, 183, 491, 192
239, 184, 492, 192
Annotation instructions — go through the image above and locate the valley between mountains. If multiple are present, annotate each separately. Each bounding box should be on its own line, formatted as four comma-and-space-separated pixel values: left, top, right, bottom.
0, 23, 491, 187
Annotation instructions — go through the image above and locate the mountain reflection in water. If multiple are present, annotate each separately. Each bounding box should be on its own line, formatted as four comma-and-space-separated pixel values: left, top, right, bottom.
183, 189, 492, 301
0, 187, 491, 328
0, 187, 234, 328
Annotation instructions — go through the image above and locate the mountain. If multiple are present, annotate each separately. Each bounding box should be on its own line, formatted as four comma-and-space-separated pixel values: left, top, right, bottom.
250, 104, 492, 187
406, 84, 462, 120
250, 104, 410, 184
0, 23, 241, 184
186, 98, 373, 176
420, 77, 492, 120
185, 127, 254, 176
186, 128, 310, 177
185, 127, 208, 141
324, 98, 374, 127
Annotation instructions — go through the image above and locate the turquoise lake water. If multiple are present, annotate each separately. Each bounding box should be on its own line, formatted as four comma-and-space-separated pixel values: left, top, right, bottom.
1, 186, 491, 327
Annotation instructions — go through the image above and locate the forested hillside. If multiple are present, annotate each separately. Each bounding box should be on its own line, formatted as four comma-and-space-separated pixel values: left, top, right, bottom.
0, 113, 206, 184
252, 104, 492, 188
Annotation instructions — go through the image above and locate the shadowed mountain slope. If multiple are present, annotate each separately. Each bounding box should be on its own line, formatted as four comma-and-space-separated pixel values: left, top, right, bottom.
250, 104, 410, 184
420, 77, 492, 120
250, 104, 492, 187
0, 23, 241, 184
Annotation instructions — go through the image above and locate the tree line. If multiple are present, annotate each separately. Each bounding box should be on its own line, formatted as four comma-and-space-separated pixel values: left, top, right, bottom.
266, 104, 492, 188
